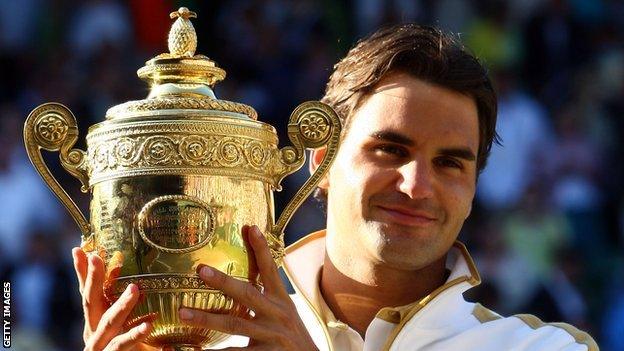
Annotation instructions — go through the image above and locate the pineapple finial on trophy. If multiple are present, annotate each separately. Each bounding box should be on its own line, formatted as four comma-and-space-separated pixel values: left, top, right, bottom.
136, 6, 229, 99
168, 7, 198, 57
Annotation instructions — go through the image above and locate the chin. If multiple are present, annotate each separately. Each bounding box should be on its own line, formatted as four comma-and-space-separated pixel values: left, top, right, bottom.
366, 222, 449, 269
375, 247, 436, 271
374, 221, 439, 242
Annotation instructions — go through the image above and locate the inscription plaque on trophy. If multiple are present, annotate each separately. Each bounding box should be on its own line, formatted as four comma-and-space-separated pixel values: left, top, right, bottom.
139, 195, 216, 253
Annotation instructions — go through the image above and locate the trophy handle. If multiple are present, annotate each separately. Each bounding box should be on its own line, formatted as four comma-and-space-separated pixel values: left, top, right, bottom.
23, 103, 91, 239
270, 101, 341, 260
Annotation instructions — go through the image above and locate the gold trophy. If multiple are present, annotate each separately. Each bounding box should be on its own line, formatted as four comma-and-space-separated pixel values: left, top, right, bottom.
23, 8, 340, 350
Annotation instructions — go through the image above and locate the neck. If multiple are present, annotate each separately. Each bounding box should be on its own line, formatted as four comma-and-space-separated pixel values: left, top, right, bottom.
319, 252, 447, 337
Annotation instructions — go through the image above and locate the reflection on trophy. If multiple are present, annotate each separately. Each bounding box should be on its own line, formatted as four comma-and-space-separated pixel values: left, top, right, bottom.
23, 7, 340, 350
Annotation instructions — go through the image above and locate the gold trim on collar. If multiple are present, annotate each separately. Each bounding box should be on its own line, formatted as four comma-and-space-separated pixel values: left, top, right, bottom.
284, 233, 482, 351
282, 265, 335, 351
379, 241, 481, 350
285, 229, 326, 254
283, 230, 334, 351
376, 241, 481, 324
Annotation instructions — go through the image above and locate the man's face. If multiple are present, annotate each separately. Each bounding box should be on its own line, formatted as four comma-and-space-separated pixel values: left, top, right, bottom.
322, 72, 479, 271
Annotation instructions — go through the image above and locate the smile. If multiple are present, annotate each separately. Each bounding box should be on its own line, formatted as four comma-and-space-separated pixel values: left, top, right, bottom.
375, 205, 437, 227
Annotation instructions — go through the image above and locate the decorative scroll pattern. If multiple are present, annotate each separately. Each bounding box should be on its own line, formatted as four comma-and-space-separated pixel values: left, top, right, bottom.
87, 132, 286, 186
299, 112, 331, 144
109, 274, 259, 295
113, 275, 206, 294
35, 114, 69, 145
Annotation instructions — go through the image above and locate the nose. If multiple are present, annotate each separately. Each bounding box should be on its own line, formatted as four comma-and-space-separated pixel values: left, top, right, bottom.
397, 159, 434, 200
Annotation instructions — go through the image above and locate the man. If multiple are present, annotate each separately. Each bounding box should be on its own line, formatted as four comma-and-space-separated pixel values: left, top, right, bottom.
73, 24, 597, 350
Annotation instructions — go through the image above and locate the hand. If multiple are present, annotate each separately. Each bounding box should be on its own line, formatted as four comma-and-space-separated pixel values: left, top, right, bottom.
178, 225, 318, 351
72, 248, 157, 351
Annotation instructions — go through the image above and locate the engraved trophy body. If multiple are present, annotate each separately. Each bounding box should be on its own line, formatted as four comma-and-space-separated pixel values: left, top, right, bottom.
23, 8, 340, 350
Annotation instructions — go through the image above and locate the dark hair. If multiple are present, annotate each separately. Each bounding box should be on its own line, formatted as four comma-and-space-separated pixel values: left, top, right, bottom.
315, 24, 499, 203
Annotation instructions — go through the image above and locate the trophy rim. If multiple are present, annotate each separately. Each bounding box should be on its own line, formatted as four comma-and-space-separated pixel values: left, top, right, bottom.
105, 97, 259, 121
87, 113, 278, 135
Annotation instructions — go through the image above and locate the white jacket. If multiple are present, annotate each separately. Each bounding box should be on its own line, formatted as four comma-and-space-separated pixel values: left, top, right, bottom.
215, 230, 597, 350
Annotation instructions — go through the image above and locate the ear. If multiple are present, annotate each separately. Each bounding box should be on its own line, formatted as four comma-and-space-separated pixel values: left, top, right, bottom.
309, 147, 329, 190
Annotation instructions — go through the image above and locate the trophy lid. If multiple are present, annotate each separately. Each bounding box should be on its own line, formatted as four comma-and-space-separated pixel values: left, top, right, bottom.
105, 7, 258, 120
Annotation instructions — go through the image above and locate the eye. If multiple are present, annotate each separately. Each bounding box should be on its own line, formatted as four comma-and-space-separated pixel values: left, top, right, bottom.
434, 156, 463, 170
373, 144, 409, 158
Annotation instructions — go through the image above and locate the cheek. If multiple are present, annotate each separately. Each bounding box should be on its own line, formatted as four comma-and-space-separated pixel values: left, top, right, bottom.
326, 152, 355, 202
358, 165, 395, 199
328, 150, 390, 206
441, 180, 475, 220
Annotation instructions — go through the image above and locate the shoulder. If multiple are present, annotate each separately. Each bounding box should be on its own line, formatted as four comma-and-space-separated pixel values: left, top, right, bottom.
470, 303, 598, 351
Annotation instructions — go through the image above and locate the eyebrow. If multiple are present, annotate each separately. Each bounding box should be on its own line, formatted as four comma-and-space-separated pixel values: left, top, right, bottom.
369, 131, 414, 146
369, 130, 477, 161
438, 148, 476, 161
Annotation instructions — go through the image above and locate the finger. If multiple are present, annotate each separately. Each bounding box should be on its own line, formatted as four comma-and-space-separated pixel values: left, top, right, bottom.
179, 308, 272, 341
248, 226, 285, 295
197, 265, 272, 315
72, 247, 88, 294
90, 284, 141, 351
103, 322, 152, 351
83, 254, 108, 331
241, 225, 259, 282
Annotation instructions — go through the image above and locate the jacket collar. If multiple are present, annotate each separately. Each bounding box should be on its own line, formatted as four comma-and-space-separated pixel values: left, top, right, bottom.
282, 230, 481, 326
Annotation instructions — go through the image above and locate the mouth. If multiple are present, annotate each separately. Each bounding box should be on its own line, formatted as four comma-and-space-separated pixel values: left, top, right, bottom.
375, 205, 437, 227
